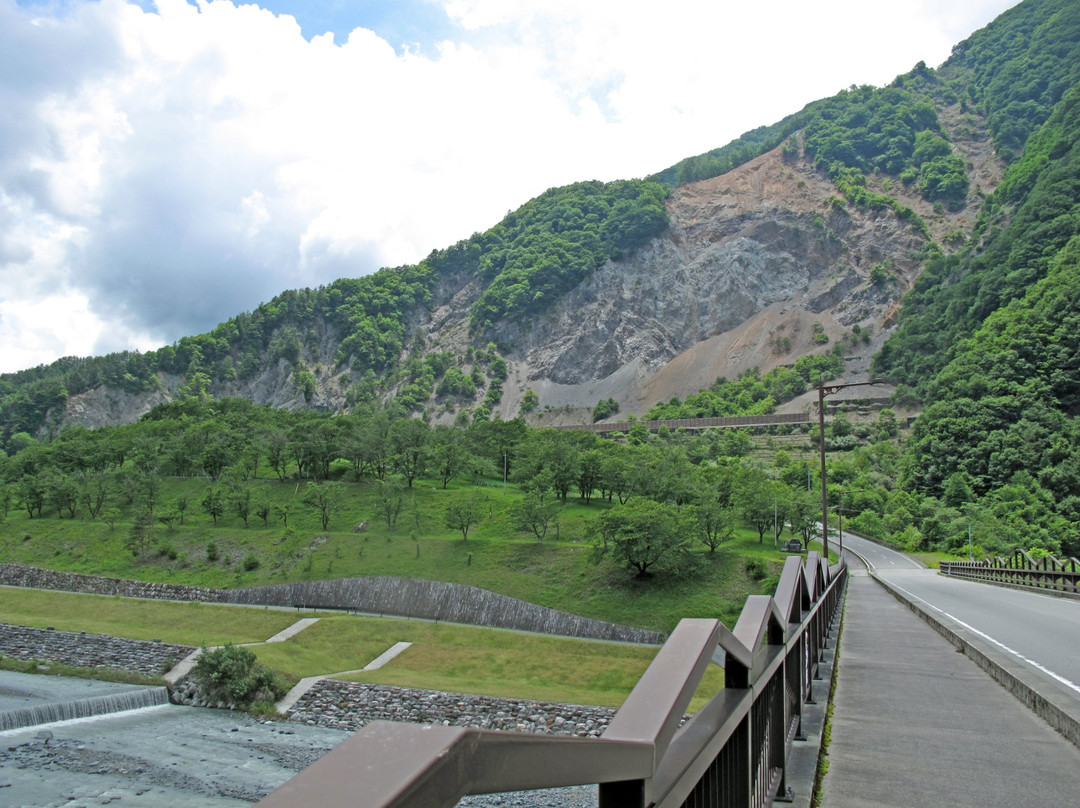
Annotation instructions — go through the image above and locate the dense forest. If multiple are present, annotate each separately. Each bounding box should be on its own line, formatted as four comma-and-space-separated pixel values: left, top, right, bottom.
872, 0, 1080, 555
0, 396, 902, 588
0, 178, 667, 443
3, 0, 1080, 565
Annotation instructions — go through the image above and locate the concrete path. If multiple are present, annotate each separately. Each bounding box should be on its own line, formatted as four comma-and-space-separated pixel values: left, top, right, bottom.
160, 617, 413, 715
275, 641, 412, 713
821, 562, 1080, 807
163, 618, 322, 684
261, 617, 321, 644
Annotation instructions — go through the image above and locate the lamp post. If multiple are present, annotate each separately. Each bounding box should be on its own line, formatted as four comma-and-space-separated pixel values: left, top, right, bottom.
817, 380, 884, 562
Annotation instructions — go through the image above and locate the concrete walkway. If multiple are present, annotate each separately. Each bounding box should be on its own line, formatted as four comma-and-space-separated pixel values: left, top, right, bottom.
163, 618, 322, 685
821, 563, 1080, 807
159, 617, 415, 714
274, 641, 412, 713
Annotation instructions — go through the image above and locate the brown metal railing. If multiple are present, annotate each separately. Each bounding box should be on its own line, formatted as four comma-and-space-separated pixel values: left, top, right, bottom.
560, 413, 813, 434
256, 552, 846, 808
940, 550, 1080, 595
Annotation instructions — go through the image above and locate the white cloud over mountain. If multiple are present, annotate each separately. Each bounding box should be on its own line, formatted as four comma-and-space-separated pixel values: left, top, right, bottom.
0, 0, 1018, 372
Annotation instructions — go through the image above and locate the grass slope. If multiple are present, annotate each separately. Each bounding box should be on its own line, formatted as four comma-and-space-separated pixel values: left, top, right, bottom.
0, 473, 786, 633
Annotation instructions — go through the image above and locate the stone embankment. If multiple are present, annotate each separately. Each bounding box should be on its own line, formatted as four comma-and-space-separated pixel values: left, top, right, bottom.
0, 563, 220, 603
0, 623, 194, 677
287, 679, 616, 737
0, 621, 619, 741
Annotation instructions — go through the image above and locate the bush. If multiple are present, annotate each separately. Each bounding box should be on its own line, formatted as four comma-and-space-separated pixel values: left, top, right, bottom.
592, 397, 620, 422
190, 645, 285, 707
744, 558, 769, 580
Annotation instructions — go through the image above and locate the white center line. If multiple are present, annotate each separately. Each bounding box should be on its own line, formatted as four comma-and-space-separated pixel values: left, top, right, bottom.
887, 581, 1080, 696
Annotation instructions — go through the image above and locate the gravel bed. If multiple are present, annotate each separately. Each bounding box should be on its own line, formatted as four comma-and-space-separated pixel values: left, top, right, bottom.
288, 679, 616, 736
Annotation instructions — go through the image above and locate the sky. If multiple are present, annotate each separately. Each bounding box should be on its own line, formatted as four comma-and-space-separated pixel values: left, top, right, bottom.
1, 0, 1021, 374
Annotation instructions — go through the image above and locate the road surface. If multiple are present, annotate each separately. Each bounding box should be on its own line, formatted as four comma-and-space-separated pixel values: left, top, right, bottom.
840, 531, 1080, 722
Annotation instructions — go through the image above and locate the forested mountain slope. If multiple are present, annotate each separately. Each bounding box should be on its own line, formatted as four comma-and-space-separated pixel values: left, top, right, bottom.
2, 0, 1079, 520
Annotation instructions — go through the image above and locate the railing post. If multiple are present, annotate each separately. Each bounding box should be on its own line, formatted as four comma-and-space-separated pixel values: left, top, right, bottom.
599, 779, 646, 807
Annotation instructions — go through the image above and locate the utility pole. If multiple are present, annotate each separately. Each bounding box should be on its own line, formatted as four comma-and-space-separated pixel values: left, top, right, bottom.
818, 380, 883, 562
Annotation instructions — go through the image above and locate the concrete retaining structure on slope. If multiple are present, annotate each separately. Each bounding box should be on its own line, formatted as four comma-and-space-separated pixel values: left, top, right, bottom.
227, 577, 663, 644
0, 563, 220, 603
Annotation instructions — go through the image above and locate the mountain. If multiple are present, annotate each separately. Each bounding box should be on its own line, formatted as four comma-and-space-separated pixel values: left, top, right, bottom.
2, 0, 1077, 474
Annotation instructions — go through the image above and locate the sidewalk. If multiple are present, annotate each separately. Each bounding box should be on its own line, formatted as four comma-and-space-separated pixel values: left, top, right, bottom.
821, 564, 1080, 807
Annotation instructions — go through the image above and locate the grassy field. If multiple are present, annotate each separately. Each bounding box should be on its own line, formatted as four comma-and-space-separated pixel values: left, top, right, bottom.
0, 587, 302, 646
0, 473, 795, 633
0, 586, 724, 710
0, 468, 813, 709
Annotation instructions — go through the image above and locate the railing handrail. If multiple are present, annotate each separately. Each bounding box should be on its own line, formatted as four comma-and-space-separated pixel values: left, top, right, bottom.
257, 552, 847, 808
557, 413, 813, 434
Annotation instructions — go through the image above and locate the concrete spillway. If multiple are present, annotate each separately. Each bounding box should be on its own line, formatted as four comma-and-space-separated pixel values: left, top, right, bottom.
0, 671, 168, 731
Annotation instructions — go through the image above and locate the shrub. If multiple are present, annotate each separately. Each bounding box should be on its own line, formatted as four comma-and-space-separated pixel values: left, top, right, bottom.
744, 558, 769, 580
592, 397, 620, 422
190, 645, 285, 707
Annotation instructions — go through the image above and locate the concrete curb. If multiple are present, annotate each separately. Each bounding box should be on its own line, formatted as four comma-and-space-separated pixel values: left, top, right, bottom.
262, 618, 321, 644
870, 571, 1080, 751
784, 579, 846, 808
163, 648, 203, 685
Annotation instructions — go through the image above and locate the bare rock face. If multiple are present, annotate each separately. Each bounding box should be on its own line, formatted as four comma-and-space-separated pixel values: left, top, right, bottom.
61, 377, 177, 428
56, 126, 1000, 427
490, 146, 931, 412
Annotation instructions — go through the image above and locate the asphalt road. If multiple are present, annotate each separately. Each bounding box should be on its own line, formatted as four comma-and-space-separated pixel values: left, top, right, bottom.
841, 532, 1080, 719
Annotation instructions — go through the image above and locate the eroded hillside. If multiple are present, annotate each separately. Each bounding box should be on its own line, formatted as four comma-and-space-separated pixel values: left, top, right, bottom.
419, 126, 999, 422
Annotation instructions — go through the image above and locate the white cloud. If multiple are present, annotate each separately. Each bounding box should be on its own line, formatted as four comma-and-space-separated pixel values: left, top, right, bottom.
0, 0, 1020, 372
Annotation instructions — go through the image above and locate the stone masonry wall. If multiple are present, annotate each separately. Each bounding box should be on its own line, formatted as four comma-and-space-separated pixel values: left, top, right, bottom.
0, 623, 194, 677
0, 563, 222, 603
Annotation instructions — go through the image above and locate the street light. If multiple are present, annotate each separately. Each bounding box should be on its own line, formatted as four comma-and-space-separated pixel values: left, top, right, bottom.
817, 380, 884, 562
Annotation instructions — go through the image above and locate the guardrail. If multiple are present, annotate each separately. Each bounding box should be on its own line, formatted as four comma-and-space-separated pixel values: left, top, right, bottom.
940, 550, 1079, 595
561, 413, 813, 434
256, 552, 846, 808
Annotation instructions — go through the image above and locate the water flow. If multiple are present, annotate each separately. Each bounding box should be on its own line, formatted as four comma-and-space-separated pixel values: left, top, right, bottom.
0, 686, 168, 731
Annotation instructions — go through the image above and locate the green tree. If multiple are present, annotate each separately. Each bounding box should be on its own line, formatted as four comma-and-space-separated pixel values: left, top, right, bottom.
511, 491, 559, 542
426, 426, 466, 489
201, 485, 225, 525
444, 491, 486, 541
190, 645, 284, 707
17, 474, 45, 518
596, 498, 693, 578
376, 477, 406, 530
303, 481, 345, 530
592, 398, 619, 422
737, 469, 784, 543
126, 509, 154, 556
688, 498, 736, 552
389, 418, 430, 488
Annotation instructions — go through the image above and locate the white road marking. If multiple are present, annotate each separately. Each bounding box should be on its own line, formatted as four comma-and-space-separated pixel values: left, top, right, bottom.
887, 581, 1080, 696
